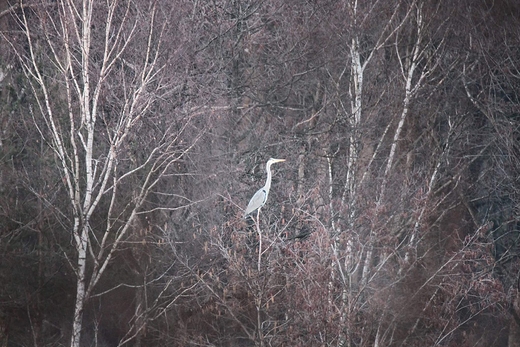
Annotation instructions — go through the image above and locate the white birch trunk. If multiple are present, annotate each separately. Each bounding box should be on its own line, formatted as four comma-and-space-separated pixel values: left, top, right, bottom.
71, 225, 88, 347
378, 5, 423, 204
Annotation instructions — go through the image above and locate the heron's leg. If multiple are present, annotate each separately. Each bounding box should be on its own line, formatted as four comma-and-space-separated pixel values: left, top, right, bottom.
256, 208, 262, 272
254, 208, 266, 345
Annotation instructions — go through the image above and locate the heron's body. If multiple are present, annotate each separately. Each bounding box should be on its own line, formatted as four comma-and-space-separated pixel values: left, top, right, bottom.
244, 158, 285, 218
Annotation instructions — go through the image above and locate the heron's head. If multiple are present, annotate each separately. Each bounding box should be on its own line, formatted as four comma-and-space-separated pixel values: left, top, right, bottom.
267, 158, 286, 165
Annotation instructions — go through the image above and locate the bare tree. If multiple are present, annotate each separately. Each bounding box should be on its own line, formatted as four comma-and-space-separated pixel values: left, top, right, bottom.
8, 1, 202, 346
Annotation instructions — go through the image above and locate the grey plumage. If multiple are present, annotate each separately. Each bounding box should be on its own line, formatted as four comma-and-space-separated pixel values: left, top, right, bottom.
244, 158, 285, 218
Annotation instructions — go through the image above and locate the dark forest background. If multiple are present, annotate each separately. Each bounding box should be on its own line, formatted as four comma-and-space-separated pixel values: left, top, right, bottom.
1, 0, 520, 346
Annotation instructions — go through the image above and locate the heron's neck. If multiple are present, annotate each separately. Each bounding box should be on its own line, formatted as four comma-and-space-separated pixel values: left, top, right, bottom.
264, 163, 273, 192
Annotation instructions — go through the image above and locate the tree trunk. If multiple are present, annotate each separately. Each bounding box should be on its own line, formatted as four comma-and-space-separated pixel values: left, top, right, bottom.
71, 226, 88, 347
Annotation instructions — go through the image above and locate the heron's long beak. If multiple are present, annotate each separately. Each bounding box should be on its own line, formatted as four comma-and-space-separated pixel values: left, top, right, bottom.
272, 158, 286, 163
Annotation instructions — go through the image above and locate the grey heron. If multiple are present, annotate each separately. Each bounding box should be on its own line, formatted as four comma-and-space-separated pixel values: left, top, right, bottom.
244, 158, 286, 218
